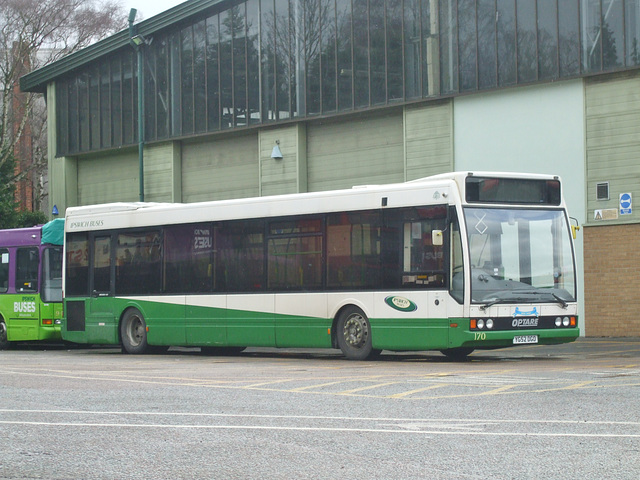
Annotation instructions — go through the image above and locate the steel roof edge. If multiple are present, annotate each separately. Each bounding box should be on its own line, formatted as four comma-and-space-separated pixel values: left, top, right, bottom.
20, 0, 225, 93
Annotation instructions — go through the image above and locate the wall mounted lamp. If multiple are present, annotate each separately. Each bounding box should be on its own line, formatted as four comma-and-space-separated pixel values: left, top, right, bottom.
271, 140, 283, 159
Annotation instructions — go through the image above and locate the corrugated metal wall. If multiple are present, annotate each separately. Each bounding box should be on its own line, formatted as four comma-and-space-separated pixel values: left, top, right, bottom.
585, 72, 640, 225
405, 101, 453, 180
77, 152, 138, 205
307, 112, 405, 191
181, 133, 259, 203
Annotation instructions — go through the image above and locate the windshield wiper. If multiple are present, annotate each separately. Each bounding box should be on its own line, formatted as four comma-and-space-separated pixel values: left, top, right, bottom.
552, 293, 568, 309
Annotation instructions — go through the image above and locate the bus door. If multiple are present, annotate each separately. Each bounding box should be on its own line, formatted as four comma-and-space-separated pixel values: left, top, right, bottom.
86, 235, 118, 344
9, 247, 40, 341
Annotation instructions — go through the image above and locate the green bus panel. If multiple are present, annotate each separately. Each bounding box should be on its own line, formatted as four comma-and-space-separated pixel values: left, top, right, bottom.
0, 294, 62, 342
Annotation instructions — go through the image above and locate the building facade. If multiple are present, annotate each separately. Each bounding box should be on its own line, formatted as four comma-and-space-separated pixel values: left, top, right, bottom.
20, 0, 640, 336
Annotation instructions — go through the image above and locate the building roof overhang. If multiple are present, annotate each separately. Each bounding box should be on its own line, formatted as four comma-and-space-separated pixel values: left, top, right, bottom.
20, 0, 227, 93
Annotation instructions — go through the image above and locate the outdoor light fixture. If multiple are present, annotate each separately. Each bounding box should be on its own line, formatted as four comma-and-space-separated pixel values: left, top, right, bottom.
271, 140, 283, 159
51, 205, 59, 216
131, 34, 147, 46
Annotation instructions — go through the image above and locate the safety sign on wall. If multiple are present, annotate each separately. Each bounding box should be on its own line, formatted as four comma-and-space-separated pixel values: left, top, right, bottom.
620, 192, 632, 215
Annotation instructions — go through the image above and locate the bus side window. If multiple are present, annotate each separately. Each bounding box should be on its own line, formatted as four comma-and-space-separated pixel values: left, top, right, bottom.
16, 247, 39, 292
0, 249, 8, 293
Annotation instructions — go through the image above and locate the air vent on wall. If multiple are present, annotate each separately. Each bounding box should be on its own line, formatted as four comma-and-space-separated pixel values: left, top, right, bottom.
596, 182, 609, 201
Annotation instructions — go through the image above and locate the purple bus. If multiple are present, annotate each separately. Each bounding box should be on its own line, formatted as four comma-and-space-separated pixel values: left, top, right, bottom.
0, 219, 64, 348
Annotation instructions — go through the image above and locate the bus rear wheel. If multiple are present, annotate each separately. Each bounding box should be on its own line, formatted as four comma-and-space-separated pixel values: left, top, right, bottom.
120, 309, 148, 354
336, 307, 379, 360
0, 320, 9, 350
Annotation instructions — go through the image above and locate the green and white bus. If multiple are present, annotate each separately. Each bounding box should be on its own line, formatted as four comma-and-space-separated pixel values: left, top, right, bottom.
0, 219, 64, 349
61, 172, 578, 359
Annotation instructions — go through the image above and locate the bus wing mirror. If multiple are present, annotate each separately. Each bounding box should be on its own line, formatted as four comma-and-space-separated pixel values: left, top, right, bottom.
432, 230, 444, 246
570, 217, 580, 240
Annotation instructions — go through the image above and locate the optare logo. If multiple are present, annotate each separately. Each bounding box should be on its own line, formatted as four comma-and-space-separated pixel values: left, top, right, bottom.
384, 296, 417, 312
513, 307, 539, 317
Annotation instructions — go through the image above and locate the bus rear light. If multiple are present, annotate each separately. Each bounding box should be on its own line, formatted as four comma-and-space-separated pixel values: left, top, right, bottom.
42, 319, 53, 325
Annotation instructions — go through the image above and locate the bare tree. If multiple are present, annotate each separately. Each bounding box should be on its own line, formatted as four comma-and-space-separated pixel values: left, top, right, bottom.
0, 0, 127, 211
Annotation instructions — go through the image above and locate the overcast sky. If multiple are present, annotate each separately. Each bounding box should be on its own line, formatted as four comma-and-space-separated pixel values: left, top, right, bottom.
123, 0, 186, 21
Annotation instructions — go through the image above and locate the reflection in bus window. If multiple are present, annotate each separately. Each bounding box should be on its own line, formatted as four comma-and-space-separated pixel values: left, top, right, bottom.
0, 249, 8, 293
16, 247, 39, 292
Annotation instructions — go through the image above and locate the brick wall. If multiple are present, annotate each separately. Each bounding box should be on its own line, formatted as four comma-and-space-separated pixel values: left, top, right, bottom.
583, 224, 640, 336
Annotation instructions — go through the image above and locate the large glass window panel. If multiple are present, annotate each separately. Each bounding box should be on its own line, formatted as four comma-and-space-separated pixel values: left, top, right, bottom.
170, 32, 183, 136
497, 0, 516, 86
558, 0, 580, 76
275, 0, 293, 119
478, 0, 497, 89
370, 0, 386, 105
305, 0, 322, 115
458, 0, 478, 91
89, 65, 100, 150
404, 0, 422, 100
423, 0, 437, 97
110, 57, 122, 147
144, 43, 157, 141
206, 15, 221, 130
626, 0, 640, 65
193, 20, 207, 133
181, 26, 195, 135
232, 4, 248, 126
439, 0, 459, 94
602, 0, 624, 70
517, 0, 537, 82
150, 37, 169, 140
220, 9, 234, 128
353, 0, 370, 108
321, 0, 338, 113
246, 0, 261, 124
99, 62, 111, 147
582, 0, 602, 72
68, 78, 79, 153
261, 0, 276, 121
537, 0, 559, 80
78, 73, 90, 151
336, 0, 353, 110
387, 0, 404, 101
122, 51, 135, 145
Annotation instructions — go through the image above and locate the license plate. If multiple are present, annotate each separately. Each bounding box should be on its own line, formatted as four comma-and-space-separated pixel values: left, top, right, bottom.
513, 335, 538, 345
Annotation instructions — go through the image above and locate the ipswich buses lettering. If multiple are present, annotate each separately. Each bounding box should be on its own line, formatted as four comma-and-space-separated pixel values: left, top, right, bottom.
14, 297, 36, 315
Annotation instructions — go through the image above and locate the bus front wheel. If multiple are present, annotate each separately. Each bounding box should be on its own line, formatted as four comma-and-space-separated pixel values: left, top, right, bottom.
336, 307, 379, 360
120, 309, 148, 354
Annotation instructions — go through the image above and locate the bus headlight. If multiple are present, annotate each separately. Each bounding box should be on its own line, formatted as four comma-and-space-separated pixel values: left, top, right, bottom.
555, 317, 562, 327
477, 319, 485, 329
485, 319, 494, 330
563, 317, 570, 327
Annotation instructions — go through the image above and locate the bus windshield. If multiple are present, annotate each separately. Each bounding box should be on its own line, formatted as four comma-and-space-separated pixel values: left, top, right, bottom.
463, 207, 576, 307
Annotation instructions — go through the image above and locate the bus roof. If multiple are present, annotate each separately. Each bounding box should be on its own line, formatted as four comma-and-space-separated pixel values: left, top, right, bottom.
0, 225, 42, 248
64, 171, 563, 233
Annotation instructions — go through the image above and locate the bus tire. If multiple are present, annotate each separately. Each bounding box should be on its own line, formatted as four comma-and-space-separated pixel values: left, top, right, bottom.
0, 319, 10, 350
336, 307, 379, 360
120, 309, 148, 354
440, 347, 474, 359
